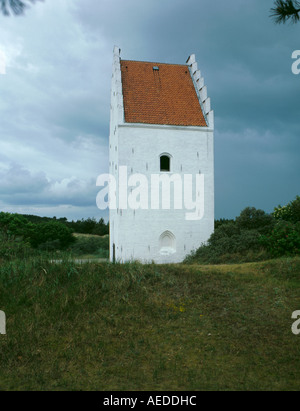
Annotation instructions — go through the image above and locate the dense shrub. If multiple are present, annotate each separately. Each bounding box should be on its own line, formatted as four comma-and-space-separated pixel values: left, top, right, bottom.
27, 221, 75, 250
235, 207, 275, 234
273, 195, 300, 223
184, 207, 274, 264
260, 220, 300, 257
214, 218, 234, 229
0, 212, 109, 256
0, 212, 29, 240
184, 228, 265, 264
209, 222, 240, 245
69, 235, 109, 257
185, 198, 300, 265
0, 239, 32, 260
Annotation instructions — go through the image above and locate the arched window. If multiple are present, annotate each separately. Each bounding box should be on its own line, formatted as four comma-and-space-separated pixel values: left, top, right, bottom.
160, 154, 171, 172
159, 231, 176, 255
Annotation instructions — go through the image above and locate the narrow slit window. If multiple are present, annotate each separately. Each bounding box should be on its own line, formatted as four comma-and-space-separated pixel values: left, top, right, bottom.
160, 155, 170, 172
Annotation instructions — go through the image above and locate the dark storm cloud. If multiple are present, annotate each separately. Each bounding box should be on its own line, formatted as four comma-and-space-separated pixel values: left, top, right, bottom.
0, 163, 49, 195
0, 161, 99, 208
0, 0, 299, 220
71, 0, 299, 218
0, 0, 110, 219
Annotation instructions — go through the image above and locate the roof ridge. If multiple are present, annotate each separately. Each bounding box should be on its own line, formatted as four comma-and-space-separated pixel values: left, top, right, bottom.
121, 59, 188, 67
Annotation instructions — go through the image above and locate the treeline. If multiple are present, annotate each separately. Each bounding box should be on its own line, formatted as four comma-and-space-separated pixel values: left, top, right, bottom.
21, 215, 109, 236
185, 195, 300, 264
1, 196, 299, 264
66, 218, 109, 236
0, 213, 109, 259
0, 213, 74, 257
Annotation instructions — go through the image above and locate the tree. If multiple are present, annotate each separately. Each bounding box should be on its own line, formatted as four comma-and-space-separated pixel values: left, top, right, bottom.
271, 0, 300, 24
0, 212, 29, 240
28, 221, 75, 250
0, 0, 41, 15
235, 207, 275, 234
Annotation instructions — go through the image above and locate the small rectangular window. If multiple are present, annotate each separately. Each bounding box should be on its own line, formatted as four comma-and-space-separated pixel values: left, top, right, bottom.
160, 155, 170, 172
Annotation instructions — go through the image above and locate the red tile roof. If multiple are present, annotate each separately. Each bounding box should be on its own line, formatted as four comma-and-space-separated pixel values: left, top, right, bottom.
120, 60, 207, 127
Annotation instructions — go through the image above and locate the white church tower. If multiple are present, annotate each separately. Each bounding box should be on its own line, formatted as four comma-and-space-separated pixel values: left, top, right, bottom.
109, 47, 214, 263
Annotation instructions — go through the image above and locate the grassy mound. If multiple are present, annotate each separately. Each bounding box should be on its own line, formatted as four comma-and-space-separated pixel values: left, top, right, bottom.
0, 257, 299, 390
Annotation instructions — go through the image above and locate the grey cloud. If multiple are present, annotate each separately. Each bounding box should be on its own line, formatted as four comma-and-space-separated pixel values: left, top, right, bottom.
0, 163, 98, 208
0, 0, 299, 220
0, 163, 49, 195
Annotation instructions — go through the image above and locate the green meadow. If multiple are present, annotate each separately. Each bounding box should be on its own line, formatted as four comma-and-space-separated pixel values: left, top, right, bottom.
0, 256, 299, 391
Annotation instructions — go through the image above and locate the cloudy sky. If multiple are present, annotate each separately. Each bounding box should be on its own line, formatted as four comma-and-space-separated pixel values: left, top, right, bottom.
0, 0, 299, 221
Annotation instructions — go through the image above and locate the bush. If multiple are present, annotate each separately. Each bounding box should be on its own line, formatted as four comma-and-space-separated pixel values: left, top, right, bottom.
235, 207, 275, 235
214, 218, 234, 229
185, 199, 299, 264
184, 227, 265, 265
0, 212, 109, 255
208, 222, 240, 245
0, 212, 29, 240
273, 195, 300, 224
184, 207, 272, 264
69, 235, 109, 257
28, 221, 75, 250
0, 239, 32, 261
260, 221, 300, 257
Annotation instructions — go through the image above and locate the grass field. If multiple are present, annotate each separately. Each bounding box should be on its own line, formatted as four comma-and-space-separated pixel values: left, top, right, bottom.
69, 233, 109, 260
0, 256, 299, 391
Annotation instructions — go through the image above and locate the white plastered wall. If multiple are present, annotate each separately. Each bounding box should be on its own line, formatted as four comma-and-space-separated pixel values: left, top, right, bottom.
109, 47, 214, 263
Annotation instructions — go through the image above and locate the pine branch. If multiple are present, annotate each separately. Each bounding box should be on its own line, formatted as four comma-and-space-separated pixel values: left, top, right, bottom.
270, 0, 300, 24
0, 0, 41, 16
